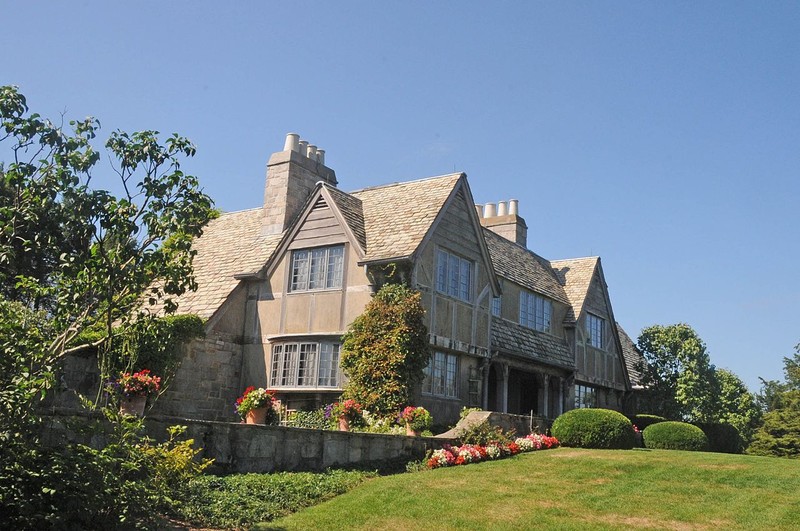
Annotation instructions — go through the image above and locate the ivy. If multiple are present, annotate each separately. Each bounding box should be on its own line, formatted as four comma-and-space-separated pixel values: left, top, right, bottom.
340, 283, 429, 416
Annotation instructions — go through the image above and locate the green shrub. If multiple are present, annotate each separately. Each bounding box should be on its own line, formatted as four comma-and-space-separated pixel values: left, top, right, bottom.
629, 414, 667, 431
693, 422, 743, 454
643, 421, 708, 451
551, 408, 635, 449
457, 421, 514, 446
286, 409, 330, 430
174, 469, 373, 528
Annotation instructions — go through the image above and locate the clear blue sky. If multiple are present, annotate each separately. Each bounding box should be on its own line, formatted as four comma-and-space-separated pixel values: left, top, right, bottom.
3, 2, 798, 392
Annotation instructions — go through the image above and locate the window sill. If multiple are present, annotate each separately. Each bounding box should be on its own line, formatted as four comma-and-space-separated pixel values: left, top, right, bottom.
287, 287, 344, 295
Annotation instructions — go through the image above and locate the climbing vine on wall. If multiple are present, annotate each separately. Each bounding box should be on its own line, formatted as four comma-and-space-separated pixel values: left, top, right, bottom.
340, 283, 430, 416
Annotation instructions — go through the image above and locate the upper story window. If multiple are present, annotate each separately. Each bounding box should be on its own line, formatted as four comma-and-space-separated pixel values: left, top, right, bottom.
290, 245, 344, 292
270, 341, 341, 388
575, 384, 596, 409
436, 249, 472, 302
491, 297, 501, 317
422, 351, 459, 398
586, 313, 605, 349
519, 290, 552, 332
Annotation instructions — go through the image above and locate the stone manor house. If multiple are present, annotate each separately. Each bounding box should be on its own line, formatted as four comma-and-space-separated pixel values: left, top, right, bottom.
153, 134, 644, 425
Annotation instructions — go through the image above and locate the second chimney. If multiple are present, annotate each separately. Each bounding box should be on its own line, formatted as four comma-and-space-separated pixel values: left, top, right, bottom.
478, 198, 528, 247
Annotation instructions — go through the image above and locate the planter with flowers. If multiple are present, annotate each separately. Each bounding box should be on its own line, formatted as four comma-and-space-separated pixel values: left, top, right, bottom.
235, 387, 279, 425
400, 406, 432, 436
330, 399, 363, 431
106, 369, 161, 416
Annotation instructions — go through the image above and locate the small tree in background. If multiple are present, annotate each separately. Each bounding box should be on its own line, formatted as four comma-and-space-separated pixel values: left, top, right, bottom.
340, 283, 429, 416
748, 343, 800, 458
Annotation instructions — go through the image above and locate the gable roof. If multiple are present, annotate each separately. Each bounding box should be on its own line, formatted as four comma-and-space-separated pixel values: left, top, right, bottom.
324, 184, 366, 251
170, 208, 283, 319
549, 256, 599, 323
483, 229, 570, 306
349, 173, 463, 262
617, 323, 645, 387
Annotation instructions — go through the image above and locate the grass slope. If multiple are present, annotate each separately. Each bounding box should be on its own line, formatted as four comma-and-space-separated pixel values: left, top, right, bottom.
258, 448, 800, 530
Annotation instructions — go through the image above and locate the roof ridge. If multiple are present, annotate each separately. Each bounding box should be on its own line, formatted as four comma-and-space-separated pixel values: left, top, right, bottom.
348, 172, 462, 194
550, 256, 600, 264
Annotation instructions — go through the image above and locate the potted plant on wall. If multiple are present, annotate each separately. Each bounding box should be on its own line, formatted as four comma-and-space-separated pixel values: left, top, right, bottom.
235, 387, 279, 425
400, 406, 432, 436
331, 399, 363, 431
107, 369, 161, 416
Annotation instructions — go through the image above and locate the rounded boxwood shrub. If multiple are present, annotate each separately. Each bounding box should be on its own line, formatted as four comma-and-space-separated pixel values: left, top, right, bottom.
629, 414, 667, 431
643, 421, 708, 451
551, 408, 635, 449
693, 422, 743, 454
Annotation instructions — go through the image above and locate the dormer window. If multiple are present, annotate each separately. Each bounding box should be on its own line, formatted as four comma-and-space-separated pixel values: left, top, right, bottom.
436, 249, 472, 302
290, 245, 344, 291
519, 290, 552, 333
586, 313, 605, 349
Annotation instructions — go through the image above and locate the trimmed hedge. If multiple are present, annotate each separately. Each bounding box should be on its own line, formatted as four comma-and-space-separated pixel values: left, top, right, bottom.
693, 422, 743, 454
643, 421, 708, 451
551, 408, 635, 449
629, 414, 667, 431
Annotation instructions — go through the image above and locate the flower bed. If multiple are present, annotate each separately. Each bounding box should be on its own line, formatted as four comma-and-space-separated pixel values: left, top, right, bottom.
427, 433, 559, 469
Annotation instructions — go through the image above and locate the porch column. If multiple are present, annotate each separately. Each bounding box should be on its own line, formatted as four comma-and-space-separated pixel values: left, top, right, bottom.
557, 377, 564, 416
541, 374, 550, 418
499, 363, 509, 413
481, 359, 490, 410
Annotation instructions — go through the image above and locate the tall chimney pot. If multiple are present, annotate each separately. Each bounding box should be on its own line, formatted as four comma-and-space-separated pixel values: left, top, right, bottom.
316, 149, 325, 165
298, 140, 308, 157
307, 144, 317, 159
284, 133, 300, 152
484, 203, 497, 218
497, 201, 508, 216
508, 199, 519, 215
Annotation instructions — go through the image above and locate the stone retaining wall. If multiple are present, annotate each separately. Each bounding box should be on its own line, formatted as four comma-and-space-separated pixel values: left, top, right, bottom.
42, 412, 455, 474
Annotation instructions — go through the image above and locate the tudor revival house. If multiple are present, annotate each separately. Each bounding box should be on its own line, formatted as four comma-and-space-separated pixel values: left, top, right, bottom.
154, 134, 643, 424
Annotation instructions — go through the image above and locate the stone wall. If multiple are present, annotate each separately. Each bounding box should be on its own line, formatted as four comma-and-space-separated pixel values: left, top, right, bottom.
149, 333, 243, 422
41, 412, 454, 474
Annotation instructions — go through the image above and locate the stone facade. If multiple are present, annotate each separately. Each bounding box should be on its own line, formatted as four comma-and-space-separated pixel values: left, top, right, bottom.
153, 133, 645, 426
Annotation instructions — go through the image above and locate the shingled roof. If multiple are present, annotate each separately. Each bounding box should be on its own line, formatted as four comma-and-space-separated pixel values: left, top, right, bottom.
349, 173, 463, 262
171, 209, 283, 318
483, 229, 569, 306
176, 173, 464, 319
549, 257, 599, 323
617, 323, 645, 387
491, 317, 574, 368
323, 185, 366, 252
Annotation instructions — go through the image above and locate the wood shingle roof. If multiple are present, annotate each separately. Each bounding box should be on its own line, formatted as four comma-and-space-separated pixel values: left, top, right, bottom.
483, 228, 570, 306
549, 257, 599, 323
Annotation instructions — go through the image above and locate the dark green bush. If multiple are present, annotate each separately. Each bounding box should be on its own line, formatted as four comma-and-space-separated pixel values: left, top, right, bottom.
285, 409, 330, 430
643, 421, 708, 451
629, 414, 667, 431
457, 421, 513, 446
551, 408, 635, 449
693, 422, 743, 454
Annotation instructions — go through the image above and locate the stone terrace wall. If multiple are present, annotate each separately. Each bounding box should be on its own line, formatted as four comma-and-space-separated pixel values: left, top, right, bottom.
146, 416, 453, 473
149, 333, 243, 422
41, 412, 454, 474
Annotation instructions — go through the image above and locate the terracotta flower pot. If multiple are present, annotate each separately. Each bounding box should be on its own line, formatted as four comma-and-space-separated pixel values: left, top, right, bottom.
338, 415, 350, 432
406, 423, 420, 437
246, 406, 269, 425
119, 395, 147, 417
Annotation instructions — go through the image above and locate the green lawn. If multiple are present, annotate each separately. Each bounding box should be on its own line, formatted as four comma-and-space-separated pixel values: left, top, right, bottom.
257, 448, 800, 530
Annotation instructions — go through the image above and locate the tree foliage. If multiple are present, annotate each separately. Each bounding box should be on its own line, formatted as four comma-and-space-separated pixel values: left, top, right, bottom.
748, 343, 800, 458
715, 368, 761, 443
340, 283, 430, 415
0, 86, 215, 523
637, 323, 719, 422
0, 85, 214, 367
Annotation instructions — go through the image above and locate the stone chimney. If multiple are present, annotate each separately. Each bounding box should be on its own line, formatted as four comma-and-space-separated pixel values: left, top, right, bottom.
476, 199, 528, 247
262, 133, 337, 235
